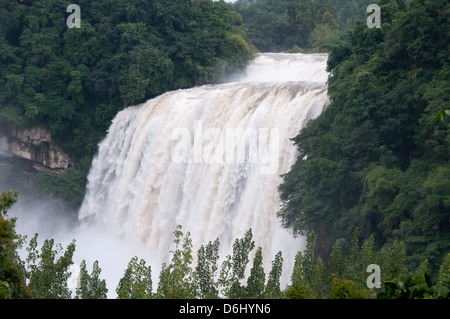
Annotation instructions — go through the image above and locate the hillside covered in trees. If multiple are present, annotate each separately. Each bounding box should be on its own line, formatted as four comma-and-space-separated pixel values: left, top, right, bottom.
232, 0, 374, 52
278, 0, 450, 278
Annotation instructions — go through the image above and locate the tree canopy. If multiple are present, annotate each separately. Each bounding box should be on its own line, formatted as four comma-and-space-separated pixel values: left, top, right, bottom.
233, 0, 374, 52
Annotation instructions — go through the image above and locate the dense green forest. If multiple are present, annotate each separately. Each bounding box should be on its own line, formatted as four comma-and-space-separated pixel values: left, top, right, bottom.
278, 0, 450, 278
232, 0, 374, 52
1, 191, 449, 299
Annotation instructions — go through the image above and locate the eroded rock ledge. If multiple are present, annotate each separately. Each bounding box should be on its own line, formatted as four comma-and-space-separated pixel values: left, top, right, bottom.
0, 126, 72, 174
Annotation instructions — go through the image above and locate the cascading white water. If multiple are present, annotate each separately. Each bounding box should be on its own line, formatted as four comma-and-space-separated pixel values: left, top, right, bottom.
78, 53, 330, 287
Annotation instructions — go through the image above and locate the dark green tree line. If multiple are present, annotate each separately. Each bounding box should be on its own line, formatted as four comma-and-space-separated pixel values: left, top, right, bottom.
0, 190, 30, 298
233, 0, 375, 52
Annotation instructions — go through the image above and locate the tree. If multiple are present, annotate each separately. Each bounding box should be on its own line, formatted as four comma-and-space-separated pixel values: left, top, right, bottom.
195, 238, 220, 299
264, 251, 283, 298
285, 232, 329, 298
0, 190, 30, 299
290, 0, 320, 47
376, 240, 408, 283
217, 228, 255, 298
434, 253, 450, 298
329, 277, 372, 299
410, 259, 430, 293
246, 247, 265, 298
301, 232, 318, 291
328, 240, 351, 280
116, 256, 152, 299
229, 228, 255, 298
233, 0, 293, 51
217, 254, 234, 298
156, 225, 195, 299
347, 228, 376, 288
76, 260, 108, 299
285, 251, 315, 299
310, 11, 340, 51
311, 257, 329, 298
25, 234, 76, 299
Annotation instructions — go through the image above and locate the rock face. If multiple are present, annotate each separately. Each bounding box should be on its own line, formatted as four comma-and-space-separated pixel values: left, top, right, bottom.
0, 126, 71, 172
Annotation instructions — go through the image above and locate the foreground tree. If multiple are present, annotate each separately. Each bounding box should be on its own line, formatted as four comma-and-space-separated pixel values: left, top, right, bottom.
246, 247, 265, 298
76, 260, 108, 299
434, 253, 450, 298
116, 256, 152, 299
264, 251, 283, 298
220, 229, 255, 298
329, 277, 373, 299
195, 238, 220, 299
156, 226, 195, 299
0, 190, 30, 299
25, 234, 76, 299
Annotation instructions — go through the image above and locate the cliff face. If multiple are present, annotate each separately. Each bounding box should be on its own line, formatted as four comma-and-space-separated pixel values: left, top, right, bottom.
0, 126, 71, 173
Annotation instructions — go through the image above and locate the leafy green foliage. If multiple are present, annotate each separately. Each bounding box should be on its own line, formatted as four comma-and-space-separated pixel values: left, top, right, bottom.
246, 247, 266, 298
234, 0, 374, 52
0, 280, 11, 299
319, 0, 375, 31
0, 159, 87, 211
435, 253, 450, 298
116, 256, 152, 299
286, 232, 329, 298
25, 233, 76, 299
76, 260, 108, 299
264, 251, 284, 298
0, 190, 29, 299
217, 228, 256, 298
195, 238, 220, 299
35, 169, 88, 210
233, 0, 294, 51
329, 277, 372, 299
278, 0, 450, 275
377, 271, 439, 299
156, 225, 195, 299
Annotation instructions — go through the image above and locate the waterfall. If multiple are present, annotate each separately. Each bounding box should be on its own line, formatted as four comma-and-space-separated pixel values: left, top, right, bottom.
78, 53, 330, 287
